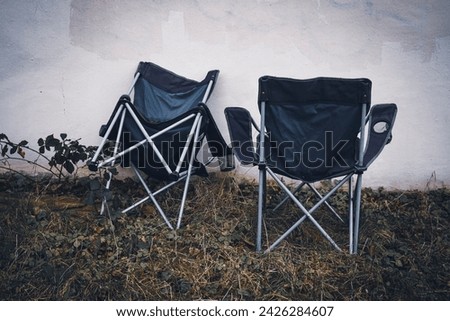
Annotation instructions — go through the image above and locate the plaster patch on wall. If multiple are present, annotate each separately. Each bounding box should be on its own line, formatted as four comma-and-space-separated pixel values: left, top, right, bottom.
0, 0, 70, 78
347, 0, 450, 62
302, 0, 450, 69
161, 11, 187, 50
67, 0, 450, 67
69, 0, 164, 60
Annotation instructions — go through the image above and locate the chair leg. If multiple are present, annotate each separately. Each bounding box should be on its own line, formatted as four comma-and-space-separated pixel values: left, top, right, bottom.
348, 177, 354, 253
100, 108, 127, 215
266, 168, 347, 252
307, 183, 344, 223
131, 165, 174, 230
272, 182, 306, 212
176, 116, 203, 229
273, 182, 343, 223
352, 173, 363, 254
256, 167, 266, 252
100, 173, 112, 216
89, 105, 125, 168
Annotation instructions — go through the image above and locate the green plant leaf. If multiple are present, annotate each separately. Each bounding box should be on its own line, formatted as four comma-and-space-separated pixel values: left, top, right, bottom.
54, 153, 66, 165
45, 135, 53, 150
1, 132, 92, 180
63, 160, 75, 174
1, 145, 8, 156
18, 147, 25, 158
45, 134, 60, 149
70, 152, 81, 163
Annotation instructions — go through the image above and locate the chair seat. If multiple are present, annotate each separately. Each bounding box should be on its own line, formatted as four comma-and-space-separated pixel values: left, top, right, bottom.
89, 62, 232, 230
225, 76, 397, 253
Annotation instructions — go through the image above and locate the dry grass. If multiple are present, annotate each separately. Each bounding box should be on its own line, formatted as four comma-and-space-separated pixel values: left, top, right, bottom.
0, 172, 448, 300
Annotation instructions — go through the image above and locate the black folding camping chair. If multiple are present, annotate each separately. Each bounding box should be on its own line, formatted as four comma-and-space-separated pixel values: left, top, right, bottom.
225, 76, 397, 253
89, 62, 233, 229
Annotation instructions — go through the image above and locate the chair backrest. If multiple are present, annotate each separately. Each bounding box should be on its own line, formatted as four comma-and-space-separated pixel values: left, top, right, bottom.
133, 62, 219, 123
258, 76, 372, 182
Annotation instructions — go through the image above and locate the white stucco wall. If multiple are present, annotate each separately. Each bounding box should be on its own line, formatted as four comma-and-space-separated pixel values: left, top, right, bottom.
1, 0, 449, 189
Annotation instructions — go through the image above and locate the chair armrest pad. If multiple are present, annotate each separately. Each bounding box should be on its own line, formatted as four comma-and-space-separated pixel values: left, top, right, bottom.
363, 103, 398, 168
224, 107, 257, 165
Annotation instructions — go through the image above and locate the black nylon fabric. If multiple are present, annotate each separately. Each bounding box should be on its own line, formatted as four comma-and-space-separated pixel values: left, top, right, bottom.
99, 62, 231, 180
137, 62, 218, 95
120, 109, 208, 180
258, 76, 371, 105
224, 107, 257, 165
102, 100, 209, 180
259, 76, 371, 182
133, 77, 207, 123
134, 62, 219, 124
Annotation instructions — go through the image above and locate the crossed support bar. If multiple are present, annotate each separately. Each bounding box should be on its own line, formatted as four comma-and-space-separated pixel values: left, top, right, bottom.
129, 114, 203, 230
88, 72, 215, 229
256, 101, 367, 254
257, 169, 364, 254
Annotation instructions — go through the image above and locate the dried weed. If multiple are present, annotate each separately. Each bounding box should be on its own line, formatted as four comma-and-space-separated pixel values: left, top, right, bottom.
0, 172, 448, 300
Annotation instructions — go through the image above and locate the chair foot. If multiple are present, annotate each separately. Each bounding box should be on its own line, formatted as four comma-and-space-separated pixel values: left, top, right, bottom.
87, 161, 99, 171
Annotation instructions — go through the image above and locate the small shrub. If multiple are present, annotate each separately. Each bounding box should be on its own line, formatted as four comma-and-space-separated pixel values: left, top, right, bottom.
0, 133, 97, 181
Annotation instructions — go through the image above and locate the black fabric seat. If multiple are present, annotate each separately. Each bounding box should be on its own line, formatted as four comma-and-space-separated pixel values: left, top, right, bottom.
225, 75, 397, 253
89, 62, 233, 229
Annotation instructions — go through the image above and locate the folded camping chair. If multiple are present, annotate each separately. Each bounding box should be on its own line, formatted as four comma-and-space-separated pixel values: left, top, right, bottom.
89, 62, 233, 229
225, 76, 397, 253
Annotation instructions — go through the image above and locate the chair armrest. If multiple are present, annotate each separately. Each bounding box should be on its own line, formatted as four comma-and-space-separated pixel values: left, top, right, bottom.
362, 103, 398, 168
224, 107, 258, 165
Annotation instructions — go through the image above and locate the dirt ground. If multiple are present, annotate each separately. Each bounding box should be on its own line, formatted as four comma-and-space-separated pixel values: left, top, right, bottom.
0, 172, 448, 300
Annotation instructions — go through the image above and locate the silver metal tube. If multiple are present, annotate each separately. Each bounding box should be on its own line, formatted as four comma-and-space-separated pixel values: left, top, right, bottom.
257, 169, 266, 252
122, 101, 172, 174
358, 103, 367, 166
97, 112, 197, 169
348, 177, 354, 253
273, 182, 306, 212
258, 102, 266, 164
256, 101, 267, 252
127, 72, 140, 96
129, 165, 174, 230
176, 116, 203, 229
201, 79, 214, 103
90, 105, 124, 163
92, 72, 139, 165
100, 108, 127, 215
352, 102, 367, 253
98, 138, 147, 168
175, 113, 201, 174
353, 174, 363, 253
266, 212, 308, 253
122, 171, 189, 213
266, 168, 352, 252
307, 183, 344, 222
